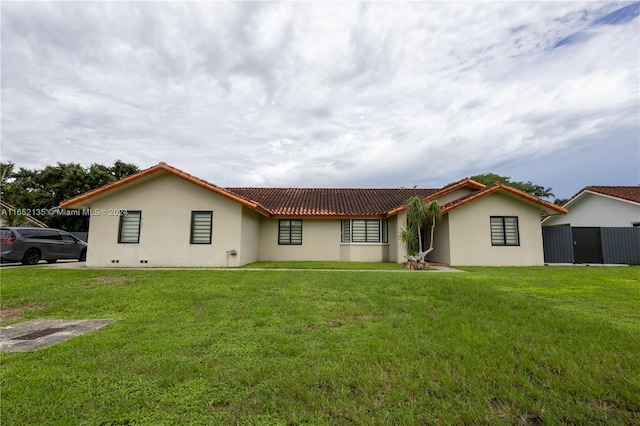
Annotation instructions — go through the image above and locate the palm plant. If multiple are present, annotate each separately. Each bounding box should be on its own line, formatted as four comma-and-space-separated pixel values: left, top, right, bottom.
400, 195, 441, 263
425, 198, 441, 253
405, 196, 428, 251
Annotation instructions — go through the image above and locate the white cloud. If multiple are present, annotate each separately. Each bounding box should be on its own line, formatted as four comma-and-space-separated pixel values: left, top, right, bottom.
1, 1, 638, 197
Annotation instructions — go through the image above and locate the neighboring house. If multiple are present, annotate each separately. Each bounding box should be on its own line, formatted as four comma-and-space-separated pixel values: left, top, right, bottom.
59, 162, 566, 267
542, 186, 640, 227
542, 186, 640, 264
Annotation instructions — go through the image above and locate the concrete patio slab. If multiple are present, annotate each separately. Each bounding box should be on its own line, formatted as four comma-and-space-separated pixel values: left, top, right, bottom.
0, 319, 115, 352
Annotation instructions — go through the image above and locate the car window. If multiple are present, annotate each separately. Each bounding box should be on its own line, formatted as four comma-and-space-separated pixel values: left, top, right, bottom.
38, 230, 61, 240
60, 233, 77, 242
17, 229, 40, 238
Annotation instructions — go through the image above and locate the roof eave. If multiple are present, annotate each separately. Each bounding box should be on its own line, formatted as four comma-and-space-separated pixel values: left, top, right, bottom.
60, 162, 271, 217
386, 178, 485, 216
441, 183, 568, 215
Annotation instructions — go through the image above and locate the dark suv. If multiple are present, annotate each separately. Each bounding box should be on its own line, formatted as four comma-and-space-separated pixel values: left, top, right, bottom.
0, 227, 87, 265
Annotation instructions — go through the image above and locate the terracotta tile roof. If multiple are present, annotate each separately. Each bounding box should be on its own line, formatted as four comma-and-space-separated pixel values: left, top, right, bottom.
225, 187, 438, 217
59, 162, 567, 218
440, 182, 567, 215
581, 186, 640, 204
59, 163, 271, 216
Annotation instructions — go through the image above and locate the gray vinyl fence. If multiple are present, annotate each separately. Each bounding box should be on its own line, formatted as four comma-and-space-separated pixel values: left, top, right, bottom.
601, 227, 640, 265
542, 226, 574, 264
70, 231, 88, 242
542, 226, 640, 265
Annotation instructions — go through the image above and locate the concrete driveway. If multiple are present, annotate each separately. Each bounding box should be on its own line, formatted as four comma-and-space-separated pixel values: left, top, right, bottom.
0, 260, 86, 269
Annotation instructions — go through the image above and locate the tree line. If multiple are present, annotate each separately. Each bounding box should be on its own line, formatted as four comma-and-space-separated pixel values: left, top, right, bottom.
1, 161, 139, 231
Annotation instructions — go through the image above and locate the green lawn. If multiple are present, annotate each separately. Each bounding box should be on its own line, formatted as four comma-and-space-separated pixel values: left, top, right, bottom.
243, 261, 406, 270
1, 266, 639, 425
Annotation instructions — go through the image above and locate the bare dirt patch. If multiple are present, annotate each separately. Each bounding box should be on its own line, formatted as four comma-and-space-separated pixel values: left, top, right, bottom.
347, 314, 373, 321
94, 276, 126, 284
0, 303, 42, 322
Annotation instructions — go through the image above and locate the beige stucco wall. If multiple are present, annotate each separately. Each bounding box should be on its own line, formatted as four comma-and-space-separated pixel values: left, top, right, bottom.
85, 172, 245, 267
387, 215, 400, 262
340, 243, 389, 262
447, 193, 545, 266
436, 187, 475, 205
240, 207, 261, 265
425, 214, 451, 264
257, 218, 391, 262
258, 218, 341, 261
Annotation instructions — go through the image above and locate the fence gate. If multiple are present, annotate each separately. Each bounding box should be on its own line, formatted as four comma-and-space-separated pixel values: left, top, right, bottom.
572, 227, 602, 264
543, 226, 639, 265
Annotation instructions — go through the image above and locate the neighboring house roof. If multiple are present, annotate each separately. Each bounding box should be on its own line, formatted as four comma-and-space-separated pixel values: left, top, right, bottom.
60, 162, 566, 218
226, 187, 437, 218
564, 186, 640, 206
0, 201, 48, 228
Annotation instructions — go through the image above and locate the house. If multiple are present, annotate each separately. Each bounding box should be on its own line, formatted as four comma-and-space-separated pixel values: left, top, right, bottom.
59, 163, 566, 267
542, 186, 640, 264
542, 186, 640, 227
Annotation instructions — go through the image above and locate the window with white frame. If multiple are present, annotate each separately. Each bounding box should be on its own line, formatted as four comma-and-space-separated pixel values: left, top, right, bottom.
279, 220, 302, 245
118, 211, 141, 244
490, 216, 520, 246
341, 219, 388, 243
190, 211, 213, 244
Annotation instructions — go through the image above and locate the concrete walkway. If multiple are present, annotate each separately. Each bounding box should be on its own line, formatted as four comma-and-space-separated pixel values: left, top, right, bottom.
36, 263, 464, 272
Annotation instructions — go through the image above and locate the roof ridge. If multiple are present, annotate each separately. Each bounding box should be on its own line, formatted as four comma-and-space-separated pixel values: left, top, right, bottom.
226, 187, 439, 190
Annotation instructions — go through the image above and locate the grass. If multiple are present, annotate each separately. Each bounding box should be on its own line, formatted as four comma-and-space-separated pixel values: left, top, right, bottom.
243, 261, 406, 270
0, 266, 639, 425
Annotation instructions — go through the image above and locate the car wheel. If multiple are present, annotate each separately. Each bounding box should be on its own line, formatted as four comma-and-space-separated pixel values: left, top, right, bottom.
22, 249, 41, 265
79, 249, 87, 262
46, 259, 58, 264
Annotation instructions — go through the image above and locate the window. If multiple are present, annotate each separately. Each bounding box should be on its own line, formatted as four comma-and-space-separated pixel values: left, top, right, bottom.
341, 219, 388, 243
341, 220, 351, 243
279, 220, 302, 245
490, 216, 519, 246
118, 211, 141, 244
60, 232, 78, 243
191, 211, 213, 244
37, 229, 61, 240
18, 229, 39, 239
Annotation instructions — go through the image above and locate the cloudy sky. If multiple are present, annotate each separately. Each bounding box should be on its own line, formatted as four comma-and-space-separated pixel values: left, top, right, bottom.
2, 1, 638, 199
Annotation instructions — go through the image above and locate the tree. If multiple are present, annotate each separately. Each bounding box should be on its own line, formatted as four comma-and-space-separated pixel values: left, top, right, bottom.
468, 173, 555, 200
400, 195, 441, 268
405, 196, 428, 253
0, 160, 139, 231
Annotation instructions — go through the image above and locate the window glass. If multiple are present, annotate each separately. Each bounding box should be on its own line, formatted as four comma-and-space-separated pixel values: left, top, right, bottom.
18, 229, 39, 238
119, 211, 141, 244
342, 219, 387, 243
490, 216, 519, 246
60, 233, 77, 242
191, 211, 213, 244
38, 229, 61, 240
278, 220, 302, 245
341, 220, 351, 243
